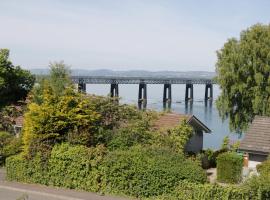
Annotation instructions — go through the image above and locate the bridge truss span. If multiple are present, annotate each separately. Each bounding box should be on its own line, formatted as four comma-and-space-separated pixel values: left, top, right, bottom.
71, 76, 216, 85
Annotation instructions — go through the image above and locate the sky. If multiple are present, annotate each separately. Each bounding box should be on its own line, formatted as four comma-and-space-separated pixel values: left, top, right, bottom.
0, 0, 270, 71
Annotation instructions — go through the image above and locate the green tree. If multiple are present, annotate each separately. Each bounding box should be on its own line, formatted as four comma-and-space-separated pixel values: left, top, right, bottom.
49, 61, 72, 96
0, 49, 35, 108
216, 24, 270, 132
30, 61, 72, 105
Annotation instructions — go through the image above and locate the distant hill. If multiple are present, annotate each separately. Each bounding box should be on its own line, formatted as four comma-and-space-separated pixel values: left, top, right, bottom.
30, 69, 216, 79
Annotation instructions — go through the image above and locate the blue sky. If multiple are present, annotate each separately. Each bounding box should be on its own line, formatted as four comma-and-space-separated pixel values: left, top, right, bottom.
0, 0, 269, 71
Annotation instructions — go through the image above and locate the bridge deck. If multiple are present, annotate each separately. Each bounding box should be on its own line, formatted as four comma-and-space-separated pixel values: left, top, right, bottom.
71, 76, 215, 84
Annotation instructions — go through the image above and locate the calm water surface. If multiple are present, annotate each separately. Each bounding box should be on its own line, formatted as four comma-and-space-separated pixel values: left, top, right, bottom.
86, 84, 242, 150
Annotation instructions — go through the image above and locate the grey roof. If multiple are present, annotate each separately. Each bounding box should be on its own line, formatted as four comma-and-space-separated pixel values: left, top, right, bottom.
239, 116, 270, 154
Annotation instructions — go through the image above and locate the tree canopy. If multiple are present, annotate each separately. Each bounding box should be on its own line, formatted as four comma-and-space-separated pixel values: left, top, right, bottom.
216, 24, 270, 132
0, 49, 35, 108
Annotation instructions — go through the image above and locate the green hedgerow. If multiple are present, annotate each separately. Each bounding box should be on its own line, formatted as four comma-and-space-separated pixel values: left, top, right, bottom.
101, 145, 207, 198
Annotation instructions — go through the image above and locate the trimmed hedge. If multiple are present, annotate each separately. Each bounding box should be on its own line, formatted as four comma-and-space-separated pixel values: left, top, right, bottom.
6, 144, 207, 198
6, 143, 107, 191
217, 152, 243, 183
147, 179, 270, 200
101, 146, 207, 197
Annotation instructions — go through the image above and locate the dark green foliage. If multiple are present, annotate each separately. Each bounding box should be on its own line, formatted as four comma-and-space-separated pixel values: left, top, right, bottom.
216, 24, 270, 132
101, 146, 207, 198
0, 49, 35, 108
217, 152, 243, 183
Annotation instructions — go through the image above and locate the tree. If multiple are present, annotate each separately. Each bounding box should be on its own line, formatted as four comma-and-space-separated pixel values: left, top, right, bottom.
30, 61, 72, 105
0, 49, 35, 108
49, 61, 72, 96
216, 24, 270, 132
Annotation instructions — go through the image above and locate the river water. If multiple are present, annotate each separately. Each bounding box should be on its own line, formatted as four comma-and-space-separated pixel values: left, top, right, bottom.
86, 84, 242, 150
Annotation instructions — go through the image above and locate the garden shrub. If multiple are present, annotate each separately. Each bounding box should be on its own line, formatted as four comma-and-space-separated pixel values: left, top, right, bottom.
7, 143, 107, 191
146, 180, 260, 200
101, 145, 207, 198
217, 152, 243, 183
256, 158, 270, 176
0, 131, 22, 165
243, 173, 270, 199
6, 153, 47, 184
47, 143, 106, 192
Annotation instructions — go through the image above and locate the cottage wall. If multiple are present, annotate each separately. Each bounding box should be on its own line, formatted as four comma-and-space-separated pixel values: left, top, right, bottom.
185, 130, 203, 153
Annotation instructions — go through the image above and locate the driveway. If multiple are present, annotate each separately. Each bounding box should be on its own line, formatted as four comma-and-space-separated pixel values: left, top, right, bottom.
0, 168, 130, 200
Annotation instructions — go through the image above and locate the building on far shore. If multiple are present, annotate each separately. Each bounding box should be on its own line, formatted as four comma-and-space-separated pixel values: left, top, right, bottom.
239, 116, 270, 168
153, 113, 211, 153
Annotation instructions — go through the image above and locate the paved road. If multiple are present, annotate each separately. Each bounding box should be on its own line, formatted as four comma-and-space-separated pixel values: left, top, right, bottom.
0, 168, 130, 200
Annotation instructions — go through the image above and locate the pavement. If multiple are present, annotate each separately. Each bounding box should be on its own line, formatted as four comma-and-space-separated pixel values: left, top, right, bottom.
0, 168, 130, 200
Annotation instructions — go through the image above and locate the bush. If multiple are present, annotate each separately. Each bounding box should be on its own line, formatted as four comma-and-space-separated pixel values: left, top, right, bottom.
217, 152, 243, 183
101, 145, 207, 198
0, 131, 22, 165
47, 143, 106, 192
147, 180, 268, 200
201, 148, 228, 169
256, 158, 270, 176
6, 143, 107, 191
243, 173, 270, 199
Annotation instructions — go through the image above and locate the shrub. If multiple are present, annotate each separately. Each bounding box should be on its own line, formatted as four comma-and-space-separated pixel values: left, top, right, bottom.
217, 152, 243, 183
243, 173, 270, 199
47, 143, 106, 192
6, 143, 107, 191
0, 131, 22, 165
256, 158, 270, 176
101, 145, 207, 198
147, 180, 260, 200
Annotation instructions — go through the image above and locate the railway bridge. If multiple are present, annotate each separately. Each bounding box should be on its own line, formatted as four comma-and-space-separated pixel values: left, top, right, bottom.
71, 76, 216, 108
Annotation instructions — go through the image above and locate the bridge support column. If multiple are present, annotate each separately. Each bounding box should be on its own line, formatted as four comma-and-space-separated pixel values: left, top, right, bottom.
138, 83, 147, 109
163, 84, 172, 103
110, 83, 119, 98
205, 83, 213, 100
185, 83, 193, 101
78, 81, 86, 93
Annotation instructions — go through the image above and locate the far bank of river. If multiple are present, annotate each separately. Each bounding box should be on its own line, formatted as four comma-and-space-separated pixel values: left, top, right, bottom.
86, 84, 242, 149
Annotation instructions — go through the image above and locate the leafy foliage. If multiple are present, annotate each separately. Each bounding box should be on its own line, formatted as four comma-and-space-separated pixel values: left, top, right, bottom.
216, 24, 270, 132
147, 180, 270, 200
256, 157, 270, 176
0, 131, 22, 165
22, 87, 102, 158
101, 145, 207, 198
217, 152, 243, 183
0, 49, 35, 108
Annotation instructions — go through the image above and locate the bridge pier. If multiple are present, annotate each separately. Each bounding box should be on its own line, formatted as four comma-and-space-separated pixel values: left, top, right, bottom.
205, 83, 213, 100
163, 84, 172, 103
78, 80, 86, 93
185, 84, 193, 101
138, 83, 147, 104
110, 83, 119, 98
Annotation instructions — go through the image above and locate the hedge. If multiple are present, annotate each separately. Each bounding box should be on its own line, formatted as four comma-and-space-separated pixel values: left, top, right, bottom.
217, 152, 243, 183
6, 143, 207, 198
147, 178, 270, 200
101, 146, 207, 197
